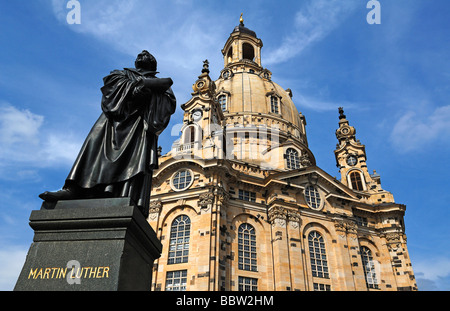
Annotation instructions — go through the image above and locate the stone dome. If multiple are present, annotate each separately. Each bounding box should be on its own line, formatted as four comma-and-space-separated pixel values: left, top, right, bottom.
210, 20, 315, 170
215, 70, 307, 145
215, 19, 309, 149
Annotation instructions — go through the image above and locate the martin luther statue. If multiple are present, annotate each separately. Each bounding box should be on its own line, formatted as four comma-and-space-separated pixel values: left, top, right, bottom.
39, 50, 176, 217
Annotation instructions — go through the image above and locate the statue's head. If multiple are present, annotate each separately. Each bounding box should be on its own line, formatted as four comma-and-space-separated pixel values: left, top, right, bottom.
135, 50, 157, 71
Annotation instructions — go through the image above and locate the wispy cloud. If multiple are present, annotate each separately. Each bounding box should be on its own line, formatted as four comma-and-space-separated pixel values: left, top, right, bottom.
264, 0, 359, 65
0, 103, 82, 176
390, 105, 450, 153
296, 93, 361, 112
0, 246, 27, 290
50, 0, 226, 69
49, 0, 231, 108
413, 256, 450, 291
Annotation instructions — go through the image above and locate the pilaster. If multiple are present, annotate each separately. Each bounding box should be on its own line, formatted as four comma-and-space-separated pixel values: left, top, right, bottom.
268, 206, 291, 291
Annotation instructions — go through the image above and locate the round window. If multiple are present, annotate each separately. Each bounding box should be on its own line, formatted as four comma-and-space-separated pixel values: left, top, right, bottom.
347, 155, 358, 166
171, 169, 193, 191
304, 185, 322, 210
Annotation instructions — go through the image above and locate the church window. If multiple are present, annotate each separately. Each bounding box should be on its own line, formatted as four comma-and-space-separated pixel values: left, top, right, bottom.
305, 185, 321, 209
349, 171, 364, 191
360, 246, 379, 289
313, 283, 331, 291
184, 126, 196, 144
347, 155, 358, 166
356, 216, 368, 227
238, 223, 257, 271
238, 189, 256, 202
238, 276, 258, 291
308, 231, 329, 278
168, 215, 190, 264
172, 170, 193, 191
218, 95, 227, 111
270, 96, 279, 114
242, 43, 255, 61
286, 148, 300, 169
227, 47, 233, 64
165, 270, 187, 291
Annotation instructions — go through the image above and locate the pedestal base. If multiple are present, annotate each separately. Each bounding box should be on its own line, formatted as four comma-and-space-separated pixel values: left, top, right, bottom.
14, 198, 162, 291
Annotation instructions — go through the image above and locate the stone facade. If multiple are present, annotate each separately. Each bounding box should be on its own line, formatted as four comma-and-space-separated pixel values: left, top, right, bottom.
147, 18, 417, 291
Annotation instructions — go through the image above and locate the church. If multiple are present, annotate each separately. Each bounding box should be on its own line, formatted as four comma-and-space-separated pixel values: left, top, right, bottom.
147, 17, 417, 291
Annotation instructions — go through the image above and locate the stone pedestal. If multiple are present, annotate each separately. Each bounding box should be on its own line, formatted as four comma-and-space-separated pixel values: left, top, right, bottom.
14, 198, 162, 291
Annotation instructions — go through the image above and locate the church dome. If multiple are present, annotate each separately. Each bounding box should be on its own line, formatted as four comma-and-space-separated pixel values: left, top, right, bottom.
232, 23, 257, 38
216, 18, 309, 148
215, 71, 307, 144
213, 17, 314, 170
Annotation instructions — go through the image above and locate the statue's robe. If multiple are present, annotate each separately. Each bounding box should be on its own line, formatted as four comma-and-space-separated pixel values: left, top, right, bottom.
64, 68, 176, 216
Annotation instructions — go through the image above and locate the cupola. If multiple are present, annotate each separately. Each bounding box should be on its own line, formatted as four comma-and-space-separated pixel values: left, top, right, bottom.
221, 14, 263, 70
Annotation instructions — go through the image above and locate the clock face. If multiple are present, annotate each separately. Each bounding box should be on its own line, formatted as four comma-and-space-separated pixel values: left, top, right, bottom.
192, 109, 203, 121
347, 155, 358, 166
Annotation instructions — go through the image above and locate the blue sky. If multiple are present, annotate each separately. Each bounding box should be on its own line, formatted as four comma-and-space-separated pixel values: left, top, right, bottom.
1, 0, 449, 291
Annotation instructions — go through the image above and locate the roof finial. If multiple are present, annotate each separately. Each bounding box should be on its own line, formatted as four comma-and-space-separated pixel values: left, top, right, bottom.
240, 13, 244, 25
202, 59, 210, 74
338, 107, 346, 120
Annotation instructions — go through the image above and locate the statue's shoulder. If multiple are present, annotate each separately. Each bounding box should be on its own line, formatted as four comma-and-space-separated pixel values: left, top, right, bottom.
103, 69, 130, 84
108, 69, 127, 75
124, 68, 140, 75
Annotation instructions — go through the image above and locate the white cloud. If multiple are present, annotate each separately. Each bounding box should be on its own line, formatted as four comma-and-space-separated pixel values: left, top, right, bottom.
390, 105, 450, 152
296, 93, 360, 112
0, 105, 43, 145
49, 0, 230, 108
264, 0, 359, 65
413, 256, 450, 291
0, 103, 82, 173
414, 257, 450, 280
49, 0, 226, 69
0, 246, 27, 291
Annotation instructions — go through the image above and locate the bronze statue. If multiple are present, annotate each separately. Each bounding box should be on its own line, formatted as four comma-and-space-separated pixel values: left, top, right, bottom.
39, 50, 176, 217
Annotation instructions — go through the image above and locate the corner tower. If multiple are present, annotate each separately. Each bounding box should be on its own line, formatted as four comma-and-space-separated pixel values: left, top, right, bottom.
334, 107, 394, 203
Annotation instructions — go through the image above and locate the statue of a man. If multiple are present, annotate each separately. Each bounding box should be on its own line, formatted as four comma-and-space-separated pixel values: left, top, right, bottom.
39, 50, 176, 217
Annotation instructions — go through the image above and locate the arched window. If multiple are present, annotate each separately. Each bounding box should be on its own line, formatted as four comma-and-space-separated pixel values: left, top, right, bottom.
238, 223, 257, 271
227, 46, 233, 64
218, 95, 227, 111
286, 148, 300, 169
349, 171, 364, 191
242, 43, 254, 61
168, 215, 190, 264
360, 246, 379, 289
308, 231, 329, 278
184, 126, 195, 144
270, 96, 279, 114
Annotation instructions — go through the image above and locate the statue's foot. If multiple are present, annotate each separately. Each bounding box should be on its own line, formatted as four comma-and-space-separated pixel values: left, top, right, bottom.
39, 189, 76, 202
